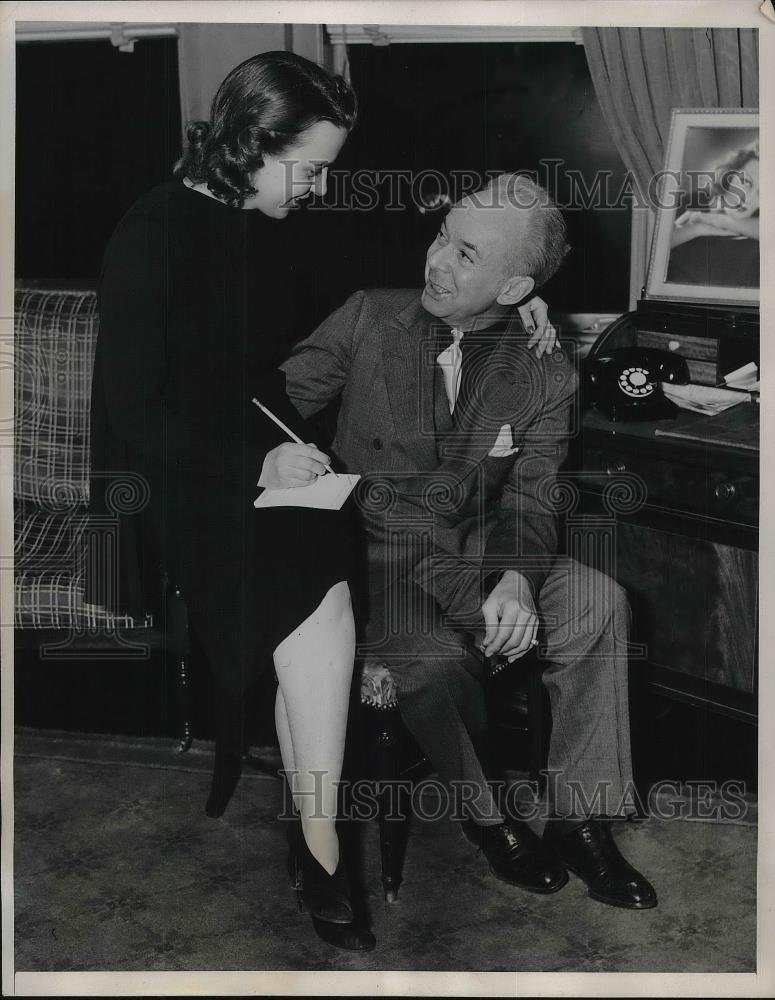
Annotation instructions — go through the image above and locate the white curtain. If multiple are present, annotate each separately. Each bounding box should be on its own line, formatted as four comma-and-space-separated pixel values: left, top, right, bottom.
177, 23, 324, 127
582, 27, 758, 198
582, 28, 758, 303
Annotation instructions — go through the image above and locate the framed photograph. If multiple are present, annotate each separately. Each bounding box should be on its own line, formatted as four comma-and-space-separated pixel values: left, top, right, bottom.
645, 108, 759, 307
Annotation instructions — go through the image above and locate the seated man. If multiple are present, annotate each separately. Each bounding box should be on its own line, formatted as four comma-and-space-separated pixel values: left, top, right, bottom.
281, 174, 656, 910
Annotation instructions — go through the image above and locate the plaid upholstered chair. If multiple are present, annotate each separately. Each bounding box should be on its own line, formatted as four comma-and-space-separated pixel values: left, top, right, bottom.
14, 284, 193, 749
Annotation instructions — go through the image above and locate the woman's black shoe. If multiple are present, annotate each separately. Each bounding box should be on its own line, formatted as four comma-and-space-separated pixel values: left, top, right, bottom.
205, 745, 243, 819
286, 820, 374, 950
296, 833, 354, 924
310, 915, 376, 952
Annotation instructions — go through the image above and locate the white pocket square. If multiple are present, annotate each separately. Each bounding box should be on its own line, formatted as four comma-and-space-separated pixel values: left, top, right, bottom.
488, 424, 519, 458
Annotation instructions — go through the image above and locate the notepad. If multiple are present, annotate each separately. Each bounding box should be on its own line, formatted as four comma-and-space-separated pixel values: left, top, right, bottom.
254, 474, 361, 510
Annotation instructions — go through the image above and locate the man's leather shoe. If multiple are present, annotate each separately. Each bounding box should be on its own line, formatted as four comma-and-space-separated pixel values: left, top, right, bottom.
466, 818, 569, 894
543, 818, 657, 909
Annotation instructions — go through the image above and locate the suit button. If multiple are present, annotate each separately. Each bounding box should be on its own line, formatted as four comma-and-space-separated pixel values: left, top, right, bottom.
373, 438, 383, 450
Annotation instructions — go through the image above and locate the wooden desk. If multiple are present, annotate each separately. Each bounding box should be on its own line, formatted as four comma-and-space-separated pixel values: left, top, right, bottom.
570, 403, 759, 721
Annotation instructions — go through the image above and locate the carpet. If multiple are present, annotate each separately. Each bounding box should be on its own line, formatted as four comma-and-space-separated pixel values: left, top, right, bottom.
13, 728, 757, 973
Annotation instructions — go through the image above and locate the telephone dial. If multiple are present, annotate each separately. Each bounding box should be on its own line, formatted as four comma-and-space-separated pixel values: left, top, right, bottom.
586, 347, 690, 422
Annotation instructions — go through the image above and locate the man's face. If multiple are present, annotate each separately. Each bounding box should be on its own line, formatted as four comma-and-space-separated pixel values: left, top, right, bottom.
421, 199, 525, 328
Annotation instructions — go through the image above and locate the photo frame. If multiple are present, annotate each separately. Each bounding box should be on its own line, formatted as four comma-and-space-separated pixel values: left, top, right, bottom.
645, 108, 759, 307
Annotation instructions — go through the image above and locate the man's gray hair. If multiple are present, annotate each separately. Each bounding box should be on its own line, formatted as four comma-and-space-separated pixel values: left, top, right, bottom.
485, 173, 570, 288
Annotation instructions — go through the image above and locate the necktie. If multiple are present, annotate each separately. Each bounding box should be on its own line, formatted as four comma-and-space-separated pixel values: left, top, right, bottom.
436, 327, 464, 413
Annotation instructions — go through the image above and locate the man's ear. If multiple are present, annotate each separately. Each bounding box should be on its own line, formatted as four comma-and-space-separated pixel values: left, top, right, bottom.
496, 274, 535, 306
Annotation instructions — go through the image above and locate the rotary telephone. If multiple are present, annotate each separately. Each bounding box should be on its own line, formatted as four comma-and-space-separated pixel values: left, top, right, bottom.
586, 347, 690, 422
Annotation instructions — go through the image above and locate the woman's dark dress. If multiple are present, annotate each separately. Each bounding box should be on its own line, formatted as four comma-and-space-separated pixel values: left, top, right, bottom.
88, 180, 354, 702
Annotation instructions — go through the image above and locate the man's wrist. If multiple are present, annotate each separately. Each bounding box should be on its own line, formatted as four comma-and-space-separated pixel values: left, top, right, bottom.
495, 569, 534, 599
482, 567, 538, 604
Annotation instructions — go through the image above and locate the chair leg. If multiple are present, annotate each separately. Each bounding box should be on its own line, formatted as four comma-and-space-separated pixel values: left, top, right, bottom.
176, 654, 194, 754
526, 657, 547, 794
378, 777, 411, 903
205, 690, 246, 818
366, 706, 411, 902
206, 732, 244, 819
166, 584, 193, 753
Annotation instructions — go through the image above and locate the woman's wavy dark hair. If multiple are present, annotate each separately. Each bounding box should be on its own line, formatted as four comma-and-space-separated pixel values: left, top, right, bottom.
174, 51, 357, 207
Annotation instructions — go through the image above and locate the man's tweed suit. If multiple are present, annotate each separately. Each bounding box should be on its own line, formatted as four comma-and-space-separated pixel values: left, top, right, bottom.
281, 289, 633, 822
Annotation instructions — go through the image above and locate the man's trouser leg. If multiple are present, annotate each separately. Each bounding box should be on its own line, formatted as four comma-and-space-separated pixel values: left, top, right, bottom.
535, 558, 634, 825
362, 580, 503, 825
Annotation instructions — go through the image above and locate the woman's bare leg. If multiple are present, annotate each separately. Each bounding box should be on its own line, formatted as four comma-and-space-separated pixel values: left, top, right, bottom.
275, 686, 297, 807
274, 580, 355, 875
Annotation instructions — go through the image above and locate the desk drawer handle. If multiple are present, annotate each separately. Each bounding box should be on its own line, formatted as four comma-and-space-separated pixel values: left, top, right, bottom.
714, 482, 737, 500
605, 461, 626, 475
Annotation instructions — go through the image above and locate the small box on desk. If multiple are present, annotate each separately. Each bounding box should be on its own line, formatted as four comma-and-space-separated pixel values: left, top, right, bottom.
583, 299, 759, 423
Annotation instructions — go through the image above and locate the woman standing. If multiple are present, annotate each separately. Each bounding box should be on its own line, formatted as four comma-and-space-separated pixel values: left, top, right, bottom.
89, 51, 373, 951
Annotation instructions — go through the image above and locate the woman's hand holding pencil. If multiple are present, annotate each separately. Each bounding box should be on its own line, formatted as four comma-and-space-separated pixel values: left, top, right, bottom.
258, 442, 332, 489
252, 397, 336, 489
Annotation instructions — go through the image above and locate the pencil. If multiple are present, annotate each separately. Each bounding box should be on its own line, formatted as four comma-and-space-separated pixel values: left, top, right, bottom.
251, 397, 337, 477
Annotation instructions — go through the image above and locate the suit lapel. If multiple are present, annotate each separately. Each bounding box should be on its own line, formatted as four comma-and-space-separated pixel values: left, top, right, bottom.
382, 297, 439, 469
381, 302, 540, 479
437, 315, 540, 481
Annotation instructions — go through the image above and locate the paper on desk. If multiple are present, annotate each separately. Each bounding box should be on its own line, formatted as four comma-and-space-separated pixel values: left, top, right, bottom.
724, 362, 760, 392
663, 383, 749, 415
254, 473, 360, 510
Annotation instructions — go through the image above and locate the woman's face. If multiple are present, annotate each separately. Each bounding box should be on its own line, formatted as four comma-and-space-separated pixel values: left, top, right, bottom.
725, 157, 759, 219
244, 120, 348, 218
